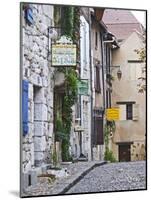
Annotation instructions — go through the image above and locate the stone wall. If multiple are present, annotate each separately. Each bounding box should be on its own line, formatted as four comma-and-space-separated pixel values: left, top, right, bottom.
21, 4, 55, 173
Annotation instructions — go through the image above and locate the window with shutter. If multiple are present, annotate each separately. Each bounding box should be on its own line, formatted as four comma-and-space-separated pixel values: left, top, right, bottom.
95, 65, 101, 93
126, 104, 133, 120
93, 109, 104, 145
96, 116, 103, 145
95, 31, 98, 50
118, 102, 136, 120
133, 104, 139, 121
119, 104, 126, 120
22, 80, 29, 136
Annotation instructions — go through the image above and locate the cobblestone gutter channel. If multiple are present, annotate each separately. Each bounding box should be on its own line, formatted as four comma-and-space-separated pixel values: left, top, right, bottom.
22, 161, 106, 197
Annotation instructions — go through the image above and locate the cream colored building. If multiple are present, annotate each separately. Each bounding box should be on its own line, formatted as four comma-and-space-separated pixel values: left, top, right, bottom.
110, 31, 146, 161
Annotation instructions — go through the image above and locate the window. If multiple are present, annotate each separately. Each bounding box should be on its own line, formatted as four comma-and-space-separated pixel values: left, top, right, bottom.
126, 104, 133, 120
117, 102, 139, 121
106, 90, 111, 108
95, 65, 101, 93
93, 109, 104, 145
128, 63, 142, 81
95, 31, 98, 49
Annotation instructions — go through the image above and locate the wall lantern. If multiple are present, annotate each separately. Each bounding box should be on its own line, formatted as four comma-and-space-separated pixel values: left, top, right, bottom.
117, 69, 122, 80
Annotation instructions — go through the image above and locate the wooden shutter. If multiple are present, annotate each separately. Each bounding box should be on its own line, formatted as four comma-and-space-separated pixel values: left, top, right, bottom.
96, 116, 103, 145
133, 104, 139, 121
22, 80, 29, 136
93, 109, 104, 145
95, 65, 101, 93
119, 104, 126, 120
126, 104, 133, 120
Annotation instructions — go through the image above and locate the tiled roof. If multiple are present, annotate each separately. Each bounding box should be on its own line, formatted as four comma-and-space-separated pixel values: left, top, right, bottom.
105, 23, 142, 40
102, 9, 143, 40
103, 9, 139, 24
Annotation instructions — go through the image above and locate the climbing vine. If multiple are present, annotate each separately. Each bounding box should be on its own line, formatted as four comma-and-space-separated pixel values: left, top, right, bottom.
104, 120, 116, 148
104, 120, 117, 162
61, 69, 78, 161
55, 6, 80, 161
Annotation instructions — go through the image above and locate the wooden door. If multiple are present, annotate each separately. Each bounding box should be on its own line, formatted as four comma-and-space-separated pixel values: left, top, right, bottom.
119, 144, 131, 162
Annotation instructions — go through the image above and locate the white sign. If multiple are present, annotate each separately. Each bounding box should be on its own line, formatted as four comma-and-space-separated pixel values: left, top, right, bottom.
52, 44, 77, 66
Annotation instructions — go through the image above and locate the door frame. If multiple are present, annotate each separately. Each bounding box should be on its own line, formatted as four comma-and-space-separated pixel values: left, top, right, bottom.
116, 142, 133, 162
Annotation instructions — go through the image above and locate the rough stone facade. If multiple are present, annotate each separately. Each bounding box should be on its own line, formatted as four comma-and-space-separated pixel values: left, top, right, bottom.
21, 4, 55, 176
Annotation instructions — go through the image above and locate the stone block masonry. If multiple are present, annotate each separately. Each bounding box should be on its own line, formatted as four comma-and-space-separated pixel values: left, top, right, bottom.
21, 3, 55, 178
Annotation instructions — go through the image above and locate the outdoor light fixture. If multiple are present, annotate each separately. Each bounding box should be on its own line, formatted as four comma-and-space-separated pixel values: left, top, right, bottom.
48, 27, 58, 40
117, 68, 122, 80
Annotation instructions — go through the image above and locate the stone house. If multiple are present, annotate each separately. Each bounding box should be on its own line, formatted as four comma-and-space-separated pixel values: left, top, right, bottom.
21, 4, 93, 191
103, 9, 146, 161
21, 3, 56, 190
90, 8, 119, 160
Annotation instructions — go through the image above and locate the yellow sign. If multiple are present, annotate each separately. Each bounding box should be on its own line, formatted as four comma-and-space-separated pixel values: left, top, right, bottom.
106, 108, 119, 120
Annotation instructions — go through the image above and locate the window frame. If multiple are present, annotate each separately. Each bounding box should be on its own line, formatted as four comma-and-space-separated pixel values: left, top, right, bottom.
95, 31, 98, 50
126, 104, 133, 120
94, 64, 101, 93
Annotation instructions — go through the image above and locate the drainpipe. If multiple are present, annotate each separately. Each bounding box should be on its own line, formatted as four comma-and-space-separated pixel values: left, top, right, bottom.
89, 9, 93, 161
102, 35, 117, 109
103, 37, 115, 44
100, 33, 106, 109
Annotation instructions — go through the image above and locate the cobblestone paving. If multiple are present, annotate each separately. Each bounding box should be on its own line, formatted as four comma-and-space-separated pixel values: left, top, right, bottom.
66, 161, 146, 194
22, 161, 105, 197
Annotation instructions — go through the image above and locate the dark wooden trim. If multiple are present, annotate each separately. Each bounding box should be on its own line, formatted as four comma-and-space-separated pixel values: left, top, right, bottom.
128, 60, 144, 63
116, 101, 136, 105
116, 141, 134, 145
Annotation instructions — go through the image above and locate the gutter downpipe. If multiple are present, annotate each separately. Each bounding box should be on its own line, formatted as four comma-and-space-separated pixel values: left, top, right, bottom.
103, 36, 117, 109
100, 33, 106, 110
89, 10, 93, 161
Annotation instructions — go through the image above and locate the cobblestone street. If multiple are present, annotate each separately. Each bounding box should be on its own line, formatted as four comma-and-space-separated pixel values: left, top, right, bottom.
22, 161, 146, 197
66, 161, 146, 194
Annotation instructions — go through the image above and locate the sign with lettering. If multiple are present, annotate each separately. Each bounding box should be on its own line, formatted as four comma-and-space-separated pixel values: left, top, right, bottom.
77, 79, 89, 95
52, 44, 77, 66
106, 108, 119, 120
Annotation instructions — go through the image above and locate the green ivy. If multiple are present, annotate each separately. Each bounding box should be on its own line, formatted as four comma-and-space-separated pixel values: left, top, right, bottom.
104, 120, 116, 148
54, 6, 80, 161
55, 117, 68, 142
61, 6, 74, 38
104, 120, 117, 162
104, 147, 117, 162
61, 69, 78, 161
59, 7, 80, 161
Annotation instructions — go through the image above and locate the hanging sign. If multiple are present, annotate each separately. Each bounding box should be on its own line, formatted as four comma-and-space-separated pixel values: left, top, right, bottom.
77, 79, 89, 95
106, 108, 119, 120
51, 36, 77, 67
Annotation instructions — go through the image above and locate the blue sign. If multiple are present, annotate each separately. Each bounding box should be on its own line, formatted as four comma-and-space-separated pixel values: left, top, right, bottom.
25, 7, 33, 25
22, 80, 29, 136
